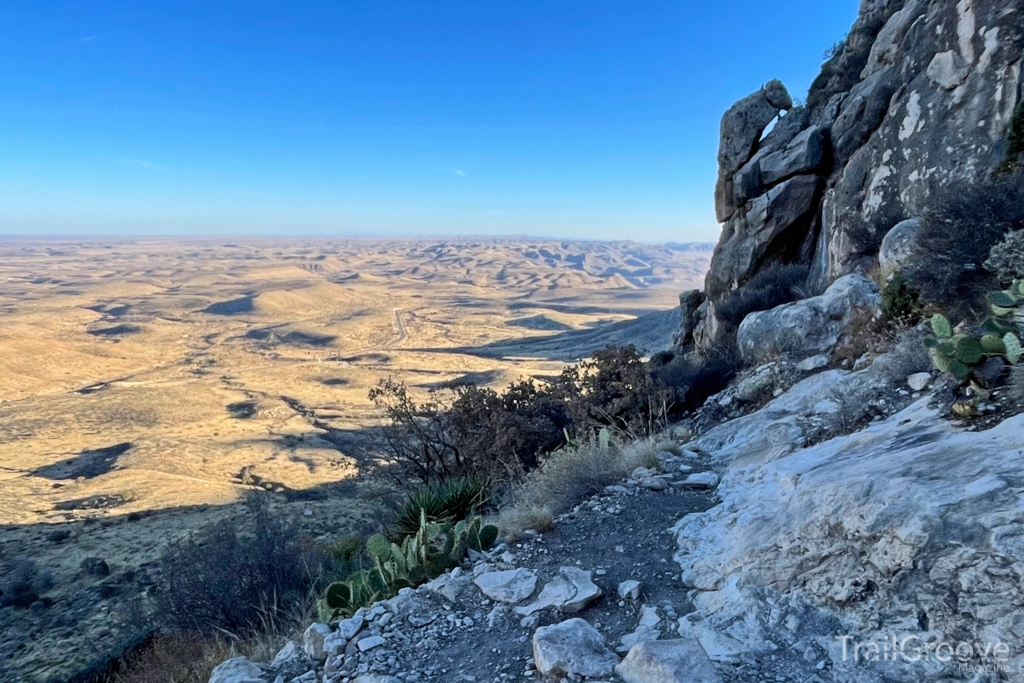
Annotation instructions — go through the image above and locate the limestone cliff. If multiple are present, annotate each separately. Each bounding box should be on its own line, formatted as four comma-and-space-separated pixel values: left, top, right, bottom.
681, 0, 1024, 352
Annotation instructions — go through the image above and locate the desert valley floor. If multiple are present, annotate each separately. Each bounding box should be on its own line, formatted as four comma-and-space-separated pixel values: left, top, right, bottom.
0, 237, 709, 681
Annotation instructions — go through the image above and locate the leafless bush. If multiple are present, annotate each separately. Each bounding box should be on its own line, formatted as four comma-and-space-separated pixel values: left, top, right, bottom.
369, 377, 569, 485
0, 557, 53, 609
157, 492, 313, 635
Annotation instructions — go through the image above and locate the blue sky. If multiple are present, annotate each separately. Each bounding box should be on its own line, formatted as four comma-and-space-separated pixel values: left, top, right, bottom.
0, 2, 858, 242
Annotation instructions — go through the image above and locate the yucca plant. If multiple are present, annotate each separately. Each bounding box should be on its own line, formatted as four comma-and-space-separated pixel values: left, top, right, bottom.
390, 478, 490, 539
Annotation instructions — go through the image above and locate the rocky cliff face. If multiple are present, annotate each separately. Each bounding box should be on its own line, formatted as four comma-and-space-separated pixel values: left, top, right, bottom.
681, 0, 1024, 352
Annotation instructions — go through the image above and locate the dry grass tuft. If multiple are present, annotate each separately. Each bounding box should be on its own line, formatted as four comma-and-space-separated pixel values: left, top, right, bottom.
103, 620, 294, 683
104, 634, 238, 683
495, 434, 673, 539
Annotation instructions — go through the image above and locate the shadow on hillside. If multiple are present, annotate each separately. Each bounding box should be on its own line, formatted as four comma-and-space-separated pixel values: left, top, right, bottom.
1, 437, 384, 683
414, 307, 681, 361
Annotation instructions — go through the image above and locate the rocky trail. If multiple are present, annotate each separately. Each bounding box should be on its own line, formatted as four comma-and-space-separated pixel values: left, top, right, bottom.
210, 443, 838, 683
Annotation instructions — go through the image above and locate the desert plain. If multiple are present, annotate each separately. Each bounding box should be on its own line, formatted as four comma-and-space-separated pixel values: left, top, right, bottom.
0, 236, 709, 681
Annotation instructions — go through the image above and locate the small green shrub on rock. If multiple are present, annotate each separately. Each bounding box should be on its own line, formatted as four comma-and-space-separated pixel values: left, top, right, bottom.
985, 230, 1024, 283
879, 271, 922, 325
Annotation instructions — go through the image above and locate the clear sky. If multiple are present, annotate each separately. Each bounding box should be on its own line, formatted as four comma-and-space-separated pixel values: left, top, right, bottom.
0, 2, 858, 242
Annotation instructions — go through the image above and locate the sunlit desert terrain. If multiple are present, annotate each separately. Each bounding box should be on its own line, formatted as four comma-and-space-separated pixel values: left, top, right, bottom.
0, 236, 709, 681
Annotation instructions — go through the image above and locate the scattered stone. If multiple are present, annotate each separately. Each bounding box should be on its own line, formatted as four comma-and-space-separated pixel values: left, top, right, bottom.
638, 605, 661, 629
356, 635, 385, 652
515, 567, 602, 616
907, 372, 930, 392
302, 622, 332, 661
336, 611, 365, 640
796, 355, 829, 372
486, 604, 508, 629
640, 477, 668, 491
270, 641, 301, 668
532, 618, 620, 679
631, 466, 658, 479
616, 639, 722, 683
617, 626, 660, 653
679, 472, 719, 490
473, 568, 537, 603
352, 676, 402, 683
323, 630, 347, 656
208, 657, 266, 683
617, 580, 642, 600
520, 613, 540, 629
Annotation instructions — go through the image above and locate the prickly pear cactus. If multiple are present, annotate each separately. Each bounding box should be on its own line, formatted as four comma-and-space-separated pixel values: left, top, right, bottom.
925, 280, 1024, 381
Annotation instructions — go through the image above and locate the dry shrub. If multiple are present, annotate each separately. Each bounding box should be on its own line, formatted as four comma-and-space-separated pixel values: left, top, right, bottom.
157, 492, 314, 635
369, 376, 570, 485
716, 263, 810, 327
985, 229, 1024, 283
1008, 365, 1024, 407
496, 435, 670, 539
829, 308, 880, 366
103, 630, 287, 683
102, 634, 235, 683
872, 326, 933, 381
905, 174, 1024, 315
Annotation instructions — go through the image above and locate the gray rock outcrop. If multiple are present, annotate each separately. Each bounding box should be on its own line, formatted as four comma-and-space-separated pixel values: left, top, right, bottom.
675, 393, 1024, 679
735, 273, 880, 362
686, 0, 1024, 351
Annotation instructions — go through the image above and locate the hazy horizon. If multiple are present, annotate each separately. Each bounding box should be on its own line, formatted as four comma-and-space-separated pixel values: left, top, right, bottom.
1, 1, 858, 242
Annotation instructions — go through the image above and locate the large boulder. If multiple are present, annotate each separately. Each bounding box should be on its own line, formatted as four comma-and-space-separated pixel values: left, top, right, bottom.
877, 218, 922, 276
616, 639, 722, 683
532, 618, 619, 678
736, 274, 880, 362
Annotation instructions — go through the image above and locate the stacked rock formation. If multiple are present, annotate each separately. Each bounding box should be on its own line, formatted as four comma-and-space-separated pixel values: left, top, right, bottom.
680, 0, 1024, 352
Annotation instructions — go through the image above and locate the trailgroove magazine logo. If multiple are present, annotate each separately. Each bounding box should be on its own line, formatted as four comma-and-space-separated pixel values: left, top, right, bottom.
835, 634, 1012, 674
